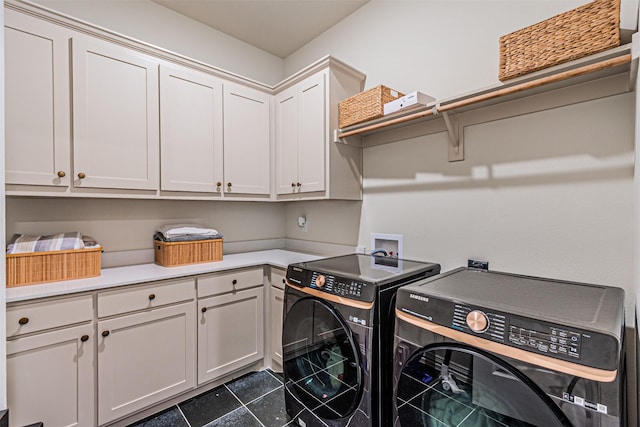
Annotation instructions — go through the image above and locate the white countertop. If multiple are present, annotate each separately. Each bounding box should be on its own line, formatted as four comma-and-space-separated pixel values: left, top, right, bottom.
6, 249, 323, 303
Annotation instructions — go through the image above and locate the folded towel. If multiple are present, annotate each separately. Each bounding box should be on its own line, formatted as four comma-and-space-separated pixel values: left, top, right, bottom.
6, 232, 100, 254
155, 224, 222, 242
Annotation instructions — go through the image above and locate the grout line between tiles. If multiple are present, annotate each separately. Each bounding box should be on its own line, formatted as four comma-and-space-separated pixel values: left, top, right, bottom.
175, 404, 192, 427
223, 383, 267, 427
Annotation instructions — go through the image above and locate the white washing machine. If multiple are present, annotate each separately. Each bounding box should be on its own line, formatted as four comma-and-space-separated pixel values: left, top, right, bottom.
392, 267, 626, 427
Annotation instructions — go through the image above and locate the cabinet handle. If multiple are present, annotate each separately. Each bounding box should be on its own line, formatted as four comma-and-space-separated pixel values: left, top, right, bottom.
296, 182, 301, 187
77, 172, 86, 179
216, 182, 222, 187
291, 182, 296, 188
148, 293, 156, 300
282, 278, 286, 284
227, 182, 232, 188
57, 171, 66, 178
102, 330, 110, 337
18, 317, 29, 325
232, 279, 238, 285
201, 307, 207, 313
81, 335, 89, 342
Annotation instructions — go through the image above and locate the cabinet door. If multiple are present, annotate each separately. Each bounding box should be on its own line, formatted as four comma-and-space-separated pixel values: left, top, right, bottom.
275, 85, 299, 194
72, 36, 159, 190
223, 83, 271, 195
198, 287, 264, 384
160, 64, 223, 193
97, 302, 196, 425
7, 324, 94, 427
5, 10, 71, 187
270, 286, 285, 368
297, 72, 326, 193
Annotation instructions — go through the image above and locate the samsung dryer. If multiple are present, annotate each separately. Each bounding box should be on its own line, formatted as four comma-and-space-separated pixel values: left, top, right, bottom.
393, 267, 625, 427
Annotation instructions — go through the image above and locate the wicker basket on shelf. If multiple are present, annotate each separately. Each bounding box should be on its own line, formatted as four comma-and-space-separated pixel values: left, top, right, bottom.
6, 247, 102, 287
154, 239, 223, 267
339, 85, 404, 128
499, 0, 620, 81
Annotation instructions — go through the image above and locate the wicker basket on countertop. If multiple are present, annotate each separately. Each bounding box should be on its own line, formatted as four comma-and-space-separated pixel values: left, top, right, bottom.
339, 85, 404, 128
154, 239, 223, 267
499, 0, 620, 81
6, 247, 102, 287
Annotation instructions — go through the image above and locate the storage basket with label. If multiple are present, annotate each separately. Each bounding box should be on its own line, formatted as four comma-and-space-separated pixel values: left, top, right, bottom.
339, 85, 404, 128
499, 0, 620, 81
153, 224, 223, 267
6, 233, 102, 287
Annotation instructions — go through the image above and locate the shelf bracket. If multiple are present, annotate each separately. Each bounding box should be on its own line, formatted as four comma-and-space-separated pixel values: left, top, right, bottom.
333, 129, 347, 144
433, 105, 464, 162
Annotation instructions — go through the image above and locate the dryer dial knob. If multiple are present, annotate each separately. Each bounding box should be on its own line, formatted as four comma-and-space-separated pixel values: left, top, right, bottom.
466, 310, 489, 333
315, 275, 326, 288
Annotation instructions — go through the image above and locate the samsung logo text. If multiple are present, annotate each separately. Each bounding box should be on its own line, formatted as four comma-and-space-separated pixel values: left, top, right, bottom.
409, 294, 429, 303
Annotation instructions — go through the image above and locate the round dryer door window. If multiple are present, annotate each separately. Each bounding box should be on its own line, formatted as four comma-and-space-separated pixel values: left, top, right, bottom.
396, 343, 573, 427
282, 298, 363, 420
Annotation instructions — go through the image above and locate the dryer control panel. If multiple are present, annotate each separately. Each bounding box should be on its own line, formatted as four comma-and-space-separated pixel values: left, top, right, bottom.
398, 295, 620, 371
453, 304, 582, 359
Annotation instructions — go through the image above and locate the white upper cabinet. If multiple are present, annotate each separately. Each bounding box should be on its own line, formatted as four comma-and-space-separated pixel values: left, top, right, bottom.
72, 36, 160, 190
5, 9, 71, 187
223, 83, 271, 196
274, 59, 365, 200
160, 64, 224, 193
275, 72, 326, 195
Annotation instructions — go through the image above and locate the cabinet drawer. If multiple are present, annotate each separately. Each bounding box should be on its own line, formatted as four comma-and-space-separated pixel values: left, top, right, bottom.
271, 268, 286, 290
98, 278, 195, 318
7, 295, 93, 338
198, 267, 263, 298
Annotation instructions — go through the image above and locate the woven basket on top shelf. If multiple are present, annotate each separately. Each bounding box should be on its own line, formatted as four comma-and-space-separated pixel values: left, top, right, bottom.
339, 85, 404, 128
499, 0, 620, 81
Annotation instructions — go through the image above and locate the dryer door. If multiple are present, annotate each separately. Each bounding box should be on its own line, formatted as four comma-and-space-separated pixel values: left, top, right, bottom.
282, 297, 363, 420
396, 343, 573, 427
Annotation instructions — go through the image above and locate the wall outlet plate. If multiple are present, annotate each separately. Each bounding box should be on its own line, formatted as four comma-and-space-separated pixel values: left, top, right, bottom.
468, 259, 489, 271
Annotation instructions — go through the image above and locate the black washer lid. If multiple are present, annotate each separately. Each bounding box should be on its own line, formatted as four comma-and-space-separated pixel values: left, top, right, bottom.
291, 253, 439, 285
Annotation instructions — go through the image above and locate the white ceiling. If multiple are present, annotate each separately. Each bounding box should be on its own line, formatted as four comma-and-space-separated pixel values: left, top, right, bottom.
151, 0, 369, 58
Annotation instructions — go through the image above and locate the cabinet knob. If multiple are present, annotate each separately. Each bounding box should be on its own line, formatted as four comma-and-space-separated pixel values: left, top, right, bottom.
296, 182, 301, 187
102, 330, 110, 337
148, 293, 156, 300
232, 279, 238, 285
227, 182, 232, 188
81, 335, 89, 342
77, 172, 86, 179
18, 317, 29, 325
216, 182, 222, 187
291, 182, 296, 188
282, 278, 285, 284
201, 307, 207, 313
57, 171, 66, 178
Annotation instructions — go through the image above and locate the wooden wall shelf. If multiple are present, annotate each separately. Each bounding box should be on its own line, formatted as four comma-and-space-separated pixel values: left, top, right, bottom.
335, 44, 635, 161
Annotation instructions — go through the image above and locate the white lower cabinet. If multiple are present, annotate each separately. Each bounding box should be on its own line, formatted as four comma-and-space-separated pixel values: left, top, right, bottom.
6, 267, 273, 426
6, 296, 94, 427
197, 267, 265, 384
270, 268, 286, 368
97, 279, 196, 425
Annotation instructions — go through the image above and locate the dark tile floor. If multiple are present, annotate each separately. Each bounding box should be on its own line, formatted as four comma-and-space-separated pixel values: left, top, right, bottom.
128, 370, 297, 427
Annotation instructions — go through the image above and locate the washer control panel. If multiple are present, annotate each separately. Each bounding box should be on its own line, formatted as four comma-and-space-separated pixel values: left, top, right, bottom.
286, 266, 374, 302
310, 272, 365, 299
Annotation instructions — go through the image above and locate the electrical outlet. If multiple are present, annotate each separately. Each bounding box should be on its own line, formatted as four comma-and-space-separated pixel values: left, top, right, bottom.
468, 259, 489, 271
